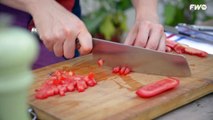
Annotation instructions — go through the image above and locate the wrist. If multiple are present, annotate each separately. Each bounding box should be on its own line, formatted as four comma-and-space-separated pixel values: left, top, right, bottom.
24, 0, 54, 15
132, 0, 159, 23
135, 11, 159, 24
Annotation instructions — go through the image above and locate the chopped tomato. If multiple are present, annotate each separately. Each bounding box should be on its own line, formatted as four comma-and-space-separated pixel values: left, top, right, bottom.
112, 66, 120, 73
166, 39, 177, 48
166, 40, 208, 57
136, 77, 179, 98
123, 67, 131, 75
97, 58, 104, 67
35, 69, 97, 100
119, 66, 126, 75
112, 66, 131, 75
76, 80, 88, 92
184, 47, 208, 57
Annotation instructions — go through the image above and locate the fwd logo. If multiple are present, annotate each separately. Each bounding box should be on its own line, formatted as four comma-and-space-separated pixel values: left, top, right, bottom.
189, 4, 207, 11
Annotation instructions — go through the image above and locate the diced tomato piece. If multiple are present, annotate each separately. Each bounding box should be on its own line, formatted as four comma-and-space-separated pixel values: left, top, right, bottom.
97, 58, 104, 67
166, 39, 177, 48
88, 72, 95, 80
123, 67, 131, 75
59, 90, 65, 96
136, 77, 179, 98
119, 66, 126, 75
67, 83, 75, 92
53, 79, 61, 85
52, 86, 59, 95
68, 71, 75, 76
35, 89, 48, 99
76, 80, 88, 92
58, 85, 67, 96
84, 73, 97, 87
84, 76, 97, 87
112, 66, 120, 73
35, 69, 97, 99
46, 87, 55, 96
173, 44, 185, 54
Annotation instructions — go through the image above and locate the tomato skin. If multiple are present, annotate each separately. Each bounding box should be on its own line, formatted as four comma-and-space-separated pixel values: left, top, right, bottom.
97, 59, 104, 67
76, 80, 87, 92
136, 78, 179, 98
112, 66, 131, 75
166, 39, 208, 57
184, 47, 208, 57
123, 67, 131, 75
112, 66, 120, 73
119, 66, 126, 75
35, 69, 97, 99
166, 39, 177, 48
67, 83, 75, 92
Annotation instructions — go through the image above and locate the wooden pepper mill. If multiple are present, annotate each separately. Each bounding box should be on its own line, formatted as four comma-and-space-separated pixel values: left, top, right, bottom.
0, 21, 38, 120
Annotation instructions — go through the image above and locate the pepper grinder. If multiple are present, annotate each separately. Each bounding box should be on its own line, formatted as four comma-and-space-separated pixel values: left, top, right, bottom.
0, 21, 38, 120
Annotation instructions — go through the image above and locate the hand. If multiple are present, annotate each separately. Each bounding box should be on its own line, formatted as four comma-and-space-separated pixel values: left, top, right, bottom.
124, 20, 166, 52
28, 0, 92, 58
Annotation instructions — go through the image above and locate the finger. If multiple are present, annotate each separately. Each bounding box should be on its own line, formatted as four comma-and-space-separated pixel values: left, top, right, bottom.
157, 33, 166, 52
53, 39, 64, 57
124, 26, 138, 45
146, 25, 163, 50
40, 32, 55, 51
134, 23, 150, 47
63, 38, 75, 59
77, 30, 93, 55
43, 40, 54, 51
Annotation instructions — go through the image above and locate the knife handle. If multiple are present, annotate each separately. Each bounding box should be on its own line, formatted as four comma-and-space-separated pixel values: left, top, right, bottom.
31, 27, 81, 49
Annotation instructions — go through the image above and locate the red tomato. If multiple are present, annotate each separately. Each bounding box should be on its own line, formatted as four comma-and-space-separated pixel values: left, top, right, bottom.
184, 47, 208, 57
119, 66, 126, 75
136, 77, 179, 98
35, 69, 97, 99
58, 85, 67, 96
97, 58, 104, 67
112, 66, 120, 73
166, 40, 208, 58
35, 89, 48, 99
173, 44, 185, 54
67, 83, 75, 92
84, 76, 97, 87
166, 39, 177, 48
76, 80, 88, 92
123, 67, 131, 75
88, 72, 95, 80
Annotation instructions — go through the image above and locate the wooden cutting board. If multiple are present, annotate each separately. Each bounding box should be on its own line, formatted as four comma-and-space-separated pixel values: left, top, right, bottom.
28, 54, 213, 120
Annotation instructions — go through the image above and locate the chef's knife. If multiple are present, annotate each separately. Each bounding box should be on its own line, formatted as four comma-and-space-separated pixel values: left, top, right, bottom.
92, 38, 191, 77
30, 28, 191, 77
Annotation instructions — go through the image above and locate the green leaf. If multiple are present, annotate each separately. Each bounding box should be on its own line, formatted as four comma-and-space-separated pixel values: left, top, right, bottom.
117, 0, 132, 11
164, 4, 177, 25
82, 9, 107, 33
99, 15, 115, 40
190, 0, 206, 4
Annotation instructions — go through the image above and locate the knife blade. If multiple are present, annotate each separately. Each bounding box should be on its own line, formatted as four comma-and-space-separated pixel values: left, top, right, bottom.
92, 38, 191, 77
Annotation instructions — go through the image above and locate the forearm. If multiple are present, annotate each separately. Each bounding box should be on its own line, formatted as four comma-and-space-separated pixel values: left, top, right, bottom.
131, 0, 159, 22
0, 0, 34, 13
0, 0, 57, 15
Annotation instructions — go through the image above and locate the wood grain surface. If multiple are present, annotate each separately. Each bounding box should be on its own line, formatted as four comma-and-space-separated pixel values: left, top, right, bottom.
28, 54, 213, 120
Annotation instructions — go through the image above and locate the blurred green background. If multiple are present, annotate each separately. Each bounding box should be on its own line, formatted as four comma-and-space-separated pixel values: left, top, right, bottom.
81, 0, 213, 42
